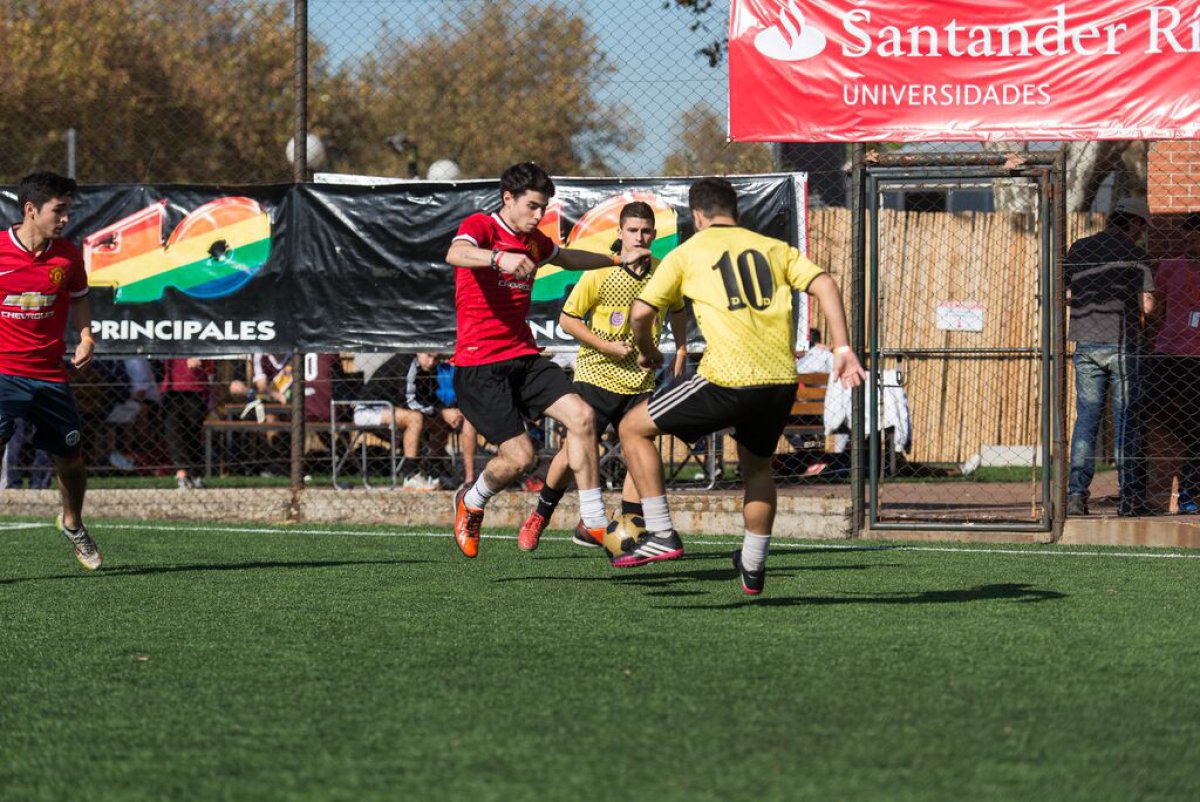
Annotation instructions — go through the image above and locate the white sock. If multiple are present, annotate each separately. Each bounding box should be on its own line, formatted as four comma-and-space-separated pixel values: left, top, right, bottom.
741, 531, 770, 572
578, 487, 607, 529
642, 495, 674, 534
464, 474, 499, 510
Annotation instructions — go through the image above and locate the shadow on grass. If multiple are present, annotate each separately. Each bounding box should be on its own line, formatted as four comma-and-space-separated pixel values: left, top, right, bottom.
495, 562, 897, 589
663, 582, 1067, 610
0, 558, 426, 585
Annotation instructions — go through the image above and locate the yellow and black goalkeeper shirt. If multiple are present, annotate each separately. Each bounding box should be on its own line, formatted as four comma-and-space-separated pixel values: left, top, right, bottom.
562, 258, 683, 394
638, 225, 824, 388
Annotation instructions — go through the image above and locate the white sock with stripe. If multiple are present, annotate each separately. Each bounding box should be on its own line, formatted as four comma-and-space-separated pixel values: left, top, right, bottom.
463, 474, 499, 510
642, 495, 674, 534
578, 487, 607, 529
741, 531, 770, 572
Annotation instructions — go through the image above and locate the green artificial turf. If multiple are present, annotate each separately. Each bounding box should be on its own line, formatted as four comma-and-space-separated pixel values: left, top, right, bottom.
2, 520, 1199, 801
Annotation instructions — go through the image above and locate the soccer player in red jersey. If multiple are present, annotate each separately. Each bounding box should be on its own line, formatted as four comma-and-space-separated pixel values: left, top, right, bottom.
446, 162, 650, 558
0, 172, 101, 569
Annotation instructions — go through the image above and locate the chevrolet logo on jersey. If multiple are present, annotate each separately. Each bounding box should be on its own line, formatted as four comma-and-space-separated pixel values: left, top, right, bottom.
3, 292, 55, 310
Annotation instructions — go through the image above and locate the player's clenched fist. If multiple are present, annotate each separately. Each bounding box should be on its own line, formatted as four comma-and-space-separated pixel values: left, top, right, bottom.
599, 340, 634, 360
637, 345, 664, 372
496, 251, 537, 280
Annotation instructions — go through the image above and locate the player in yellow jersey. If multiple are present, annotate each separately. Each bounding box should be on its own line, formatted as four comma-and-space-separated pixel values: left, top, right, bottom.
516, 202, 689, 551
614, 178, 865, 594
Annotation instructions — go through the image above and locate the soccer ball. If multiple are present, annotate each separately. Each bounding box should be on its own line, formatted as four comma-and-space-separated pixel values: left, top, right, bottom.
603, 513, 646, 559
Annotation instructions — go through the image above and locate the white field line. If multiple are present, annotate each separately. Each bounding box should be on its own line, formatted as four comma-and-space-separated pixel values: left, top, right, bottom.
5, 520, 1200, 561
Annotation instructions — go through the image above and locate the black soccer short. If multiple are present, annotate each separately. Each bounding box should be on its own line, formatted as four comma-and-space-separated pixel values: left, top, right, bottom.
453, 355, 575, 444
0, 374, 84, 457
575, 382, 651, 437
647, 373, 795, 459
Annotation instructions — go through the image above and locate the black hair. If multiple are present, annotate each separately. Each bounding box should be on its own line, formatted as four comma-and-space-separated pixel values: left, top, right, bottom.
688, 177, 738, 219
619, 201, 655, 226
1109, 211, 1145, 234
17, 172, 77, 213
1184, 211, 1200, 232
611, 201, 656, 252
499, 162, 555, 201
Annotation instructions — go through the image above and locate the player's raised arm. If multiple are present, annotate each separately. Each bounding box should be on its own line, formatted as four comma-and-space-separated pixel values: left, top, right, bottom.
446, 239, 537, 279
549, 245, 651, 272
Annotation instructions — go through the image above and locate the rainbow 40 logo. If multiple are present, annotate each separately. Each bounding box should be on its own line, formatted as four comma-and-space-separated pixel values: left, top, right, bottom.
84, 197, 271, 304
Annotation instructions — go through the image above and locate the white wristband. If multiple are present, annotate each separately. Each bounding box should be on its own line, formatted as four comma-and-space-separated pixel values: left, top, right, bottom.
833, 345, 853, 355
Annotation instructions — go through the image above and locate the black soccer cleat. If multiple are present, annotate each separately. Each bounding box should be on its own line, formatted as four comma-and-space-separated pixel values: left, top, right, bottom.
732, 549, 764, 595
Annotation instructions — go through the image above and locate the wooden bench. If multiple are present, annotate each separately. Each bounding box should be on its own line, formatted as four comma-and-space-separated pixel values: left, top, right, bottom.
784, 372, 830, 453
216, 402, 293, 420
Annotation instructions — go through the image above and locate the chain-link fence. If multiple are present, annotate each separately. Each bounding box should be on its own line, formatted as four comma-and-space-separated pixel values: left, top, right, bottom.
2, 1, 1195, 531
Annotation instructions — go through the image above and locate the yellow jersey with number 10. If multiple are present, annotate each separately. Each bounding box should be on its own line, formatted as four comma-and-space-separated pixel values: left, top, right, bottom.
638, 224, 824, 388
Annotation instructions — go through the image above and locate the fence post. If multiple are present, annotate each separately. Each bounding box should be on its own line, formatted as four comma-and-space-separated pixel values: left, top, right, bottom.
289, 0, 308, 517
1051, 149, 1068, 541
849, 143, 867, 536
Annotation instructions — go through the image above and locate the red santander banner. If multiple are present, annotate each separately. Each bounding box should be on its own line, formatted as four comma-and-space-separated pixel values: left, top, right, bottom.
729, 0, 1200, 141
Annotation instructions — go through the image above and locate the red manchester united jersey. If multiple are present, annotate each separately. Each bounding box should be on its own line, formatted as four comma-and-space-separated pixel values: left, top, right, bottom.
451, 212, 559, 366
0, 226, 88, 382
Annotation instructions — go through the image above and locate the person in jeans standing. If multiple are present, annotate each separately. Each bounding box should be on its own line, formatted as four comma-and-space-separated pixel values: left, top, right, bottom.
1066, 197, 1155, 517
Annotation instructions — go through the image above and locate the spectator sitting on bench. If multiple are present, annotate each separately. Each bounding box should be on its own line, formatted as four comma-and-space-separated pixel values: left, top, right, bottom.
407, 352, 478, 488
352, 354, 438, 490
226, 353, 291, 475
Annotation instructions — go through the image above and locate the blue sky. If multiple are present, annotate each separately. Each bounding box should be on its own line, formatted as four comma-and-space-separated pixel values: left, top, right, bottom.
309, 0, 729, 175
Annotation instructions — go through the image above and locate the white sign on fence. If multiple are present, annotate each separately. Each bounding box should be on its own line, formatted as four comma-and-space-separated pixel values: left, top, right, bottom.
936, 302, 984, 332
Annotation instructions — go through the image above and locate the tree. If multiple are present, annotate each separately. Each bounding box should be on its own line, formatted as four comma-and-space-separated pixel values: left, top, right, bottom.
313, 0, 636, 178
0, 0, 298, 183
979, 141, 1148, 214
668, 0, 727, 67
662, 104, 775, 177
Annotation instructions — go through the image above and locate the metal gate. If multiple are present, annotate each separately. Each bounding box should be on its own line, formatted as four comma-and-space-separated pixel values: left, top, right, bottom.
863, 154, 1063, 532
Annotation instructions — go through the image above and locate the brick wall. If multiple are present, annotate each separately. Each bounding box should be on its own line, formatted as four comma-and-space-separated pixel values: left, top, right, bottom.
1149, 140, 1200, 214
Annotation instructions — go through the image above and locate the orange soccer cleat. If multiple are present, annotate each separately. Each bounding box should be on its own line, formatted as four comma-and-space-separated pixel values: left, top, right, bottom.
572, 519, 605, 549
453, 485, 484, 558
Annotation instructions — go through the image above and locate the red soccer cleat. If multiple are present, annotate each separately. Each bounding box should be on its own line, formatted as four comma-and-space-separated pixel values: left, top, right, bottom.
518, 510, 549, 552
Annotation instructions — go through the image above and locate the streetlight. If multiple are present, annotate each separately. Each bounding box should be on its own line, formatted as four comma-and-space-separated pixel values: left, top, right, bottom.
426, 159, 461, 181
286, 133, 327, 170
387, 132, 420, 179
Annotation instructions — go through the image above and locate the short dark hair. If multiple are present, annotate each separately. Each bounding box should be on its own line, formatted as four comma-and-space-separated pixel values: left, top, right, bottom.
499, 162, 555, 200
619, 201, 655, 226
1108, 212, 1145, 234
1184, 211, 1200, 232
17, 171, 77, 212
688, 177, 738, 219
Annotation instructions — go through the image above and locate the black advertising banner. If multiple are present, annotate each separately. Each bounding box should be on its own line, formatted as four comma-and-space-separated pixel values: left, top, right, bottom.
291, 181, 495, 352
0, 183, 293, 355
0, 174, 805, 355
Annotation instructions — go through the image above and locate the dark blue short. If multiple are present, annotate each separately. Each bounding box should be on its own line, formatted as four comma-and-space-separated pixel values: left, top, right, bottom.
0, 374, 83, 457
